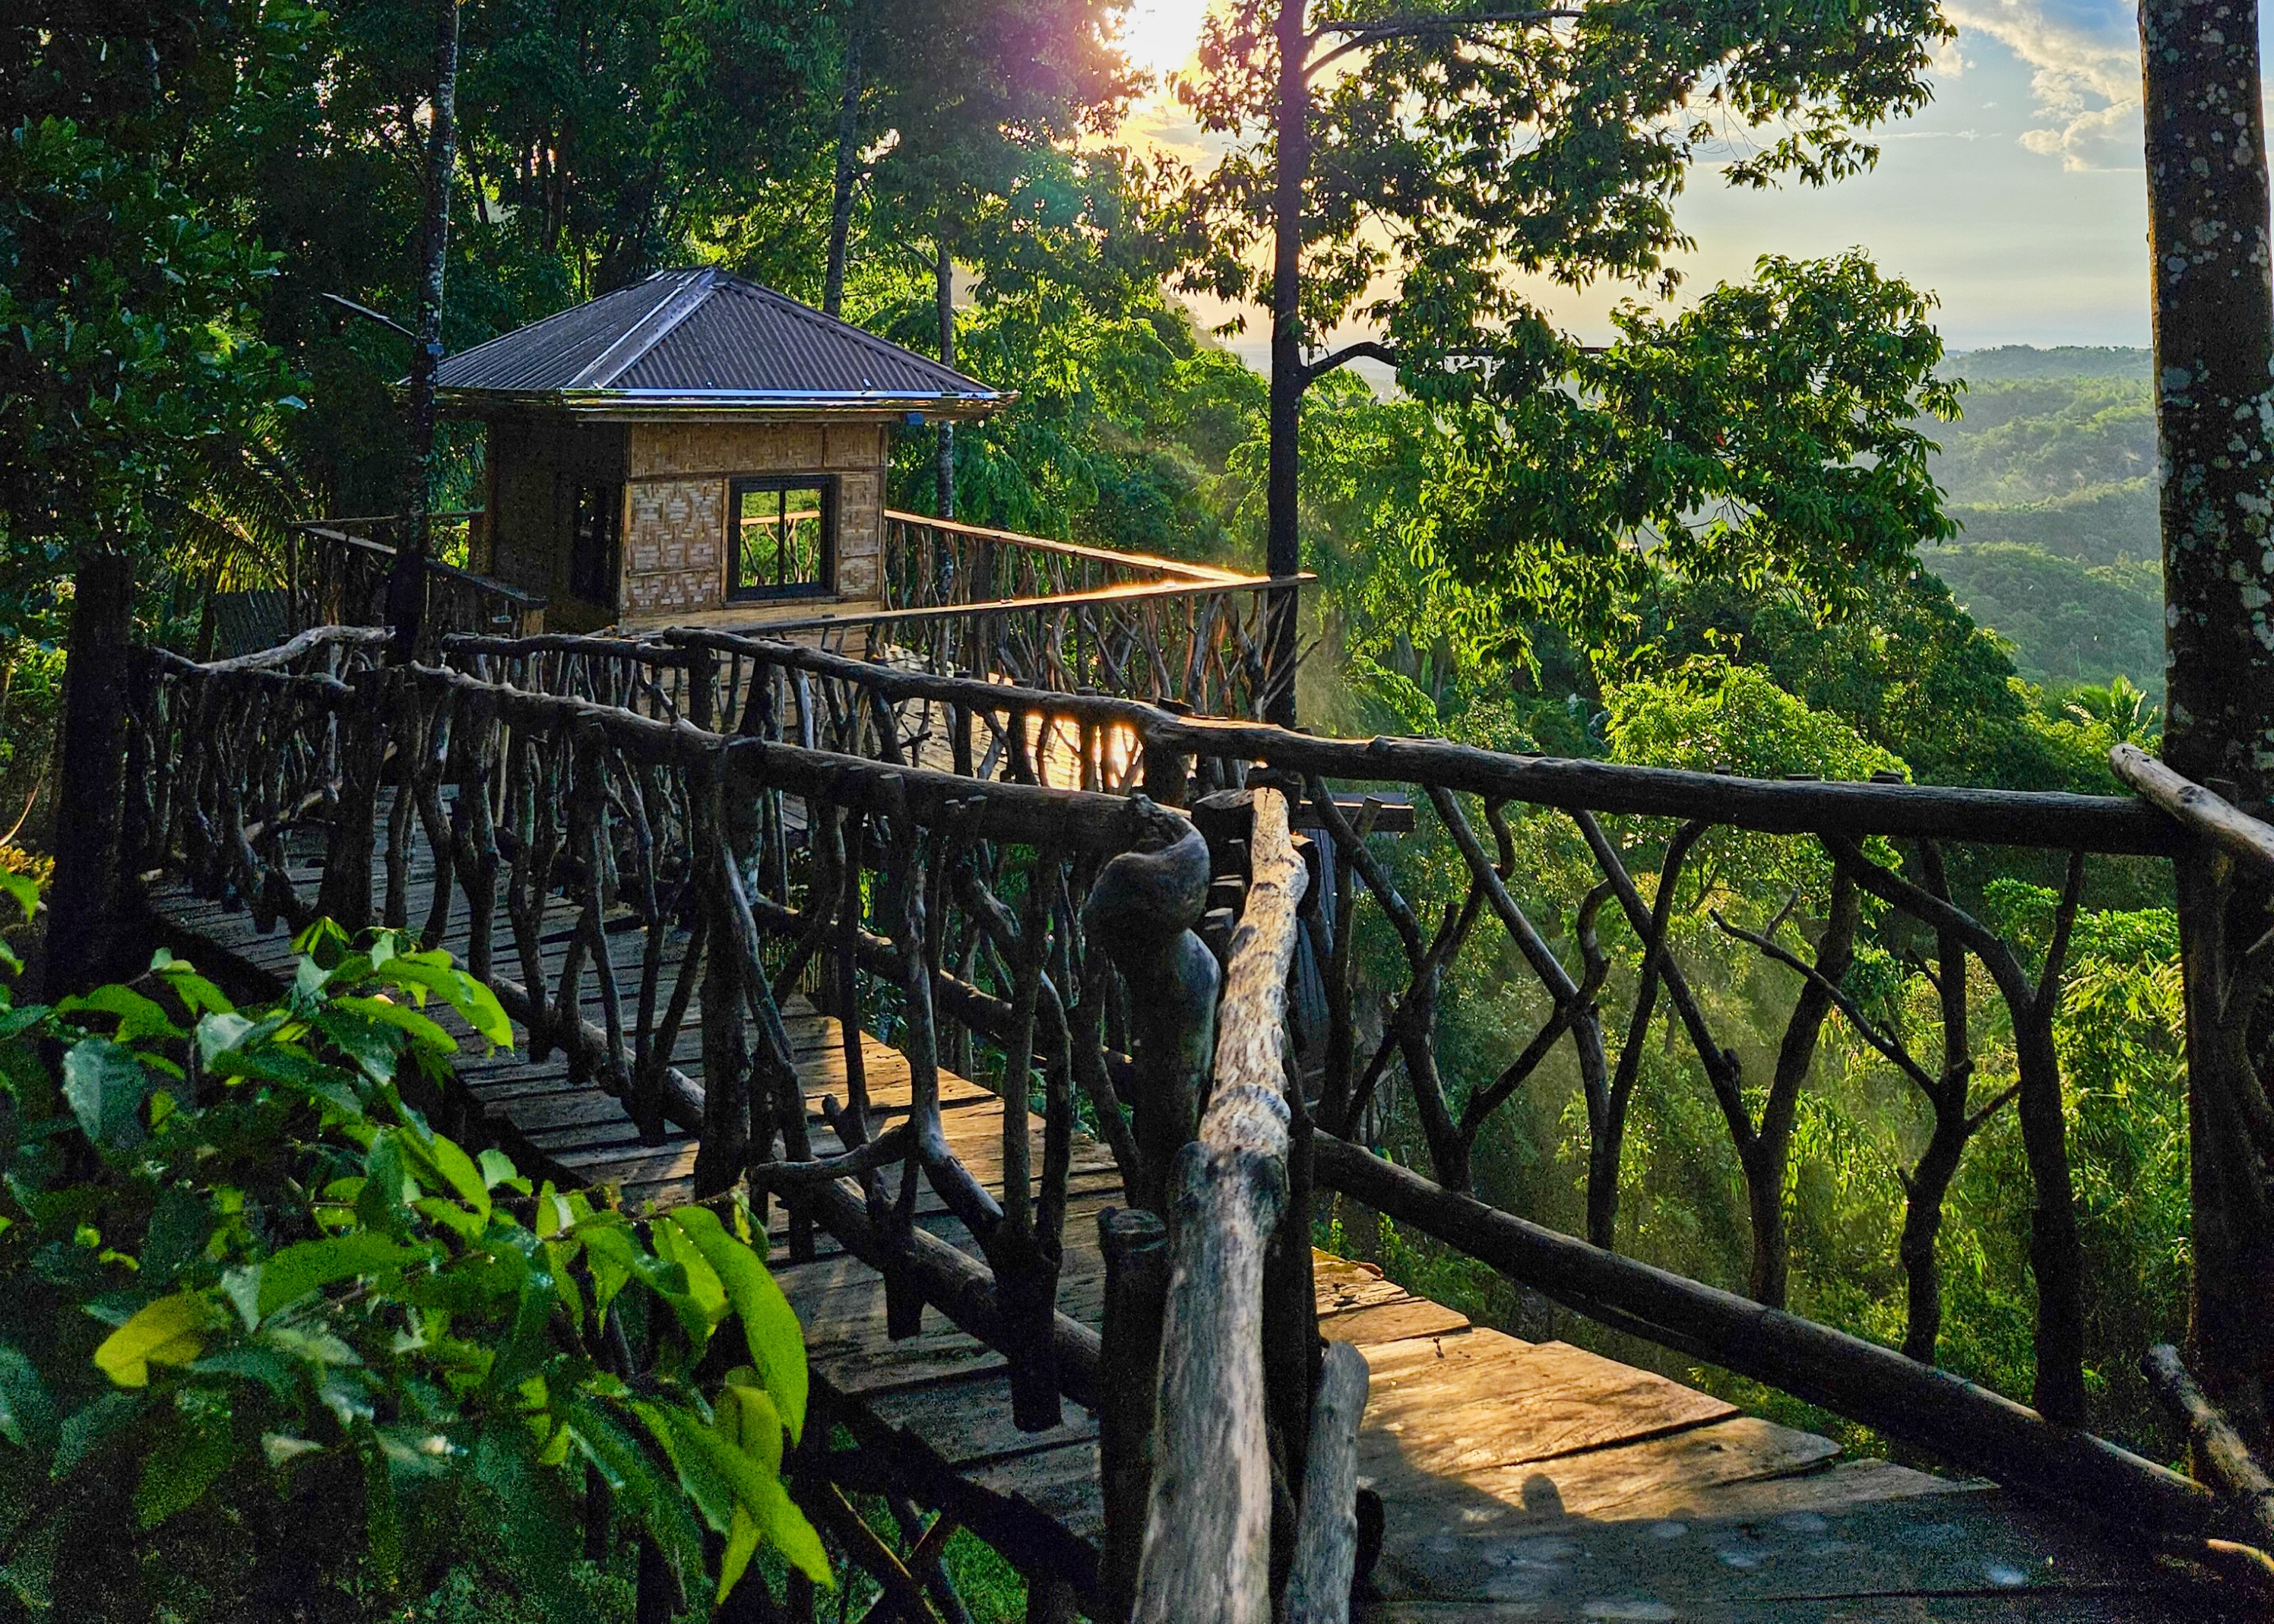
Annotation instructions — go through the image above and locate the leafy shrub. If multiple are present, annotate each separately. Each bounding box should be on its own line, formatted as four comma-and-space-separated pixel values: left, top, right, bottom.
0, 898, 824, 1619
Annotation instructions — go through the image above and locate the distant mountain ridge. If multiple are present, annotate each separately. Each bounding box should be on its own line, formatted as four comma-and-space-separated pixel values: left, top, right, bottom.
1946, 344, 2152, 382
1916, 345, 2162, 694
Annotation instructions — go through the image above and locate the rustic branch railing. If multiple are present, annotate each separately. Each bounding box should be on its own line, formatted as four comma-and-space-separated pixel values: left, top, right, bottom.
739, 574, 1306, 721
409, 631, 2271, 1540
880, 509, 1244, 613
287, 516, 543, 646
128, 626, 2274, 1604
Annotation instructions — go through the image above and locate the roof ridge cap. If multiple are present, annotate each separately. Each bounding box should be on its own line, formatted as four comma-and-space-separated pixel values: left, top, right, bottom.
572, 268, 717, 390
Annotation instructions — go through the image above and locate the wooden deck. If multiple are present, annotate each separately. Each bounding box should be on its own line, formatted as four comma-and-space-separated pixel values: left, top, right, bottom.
142, 850, 2238, 1622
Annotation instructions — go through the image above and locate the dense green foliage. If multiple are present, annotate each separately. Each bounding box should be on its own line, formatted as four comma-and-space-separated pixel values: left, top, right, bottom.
0, 0, 2216, 1603
0, 907, 823, 1619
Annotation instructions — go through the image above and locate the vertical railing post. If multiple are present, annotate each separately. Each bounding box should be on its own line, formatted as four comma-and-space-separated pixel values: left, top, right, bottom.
1088, 807, 1218, 1215
1097, 1206, 1169, 1621
317, 665, 388, 932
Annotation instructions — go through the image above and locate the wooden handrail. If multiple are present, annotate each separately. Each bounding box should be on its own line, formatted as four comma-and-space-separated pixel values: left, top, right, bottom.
2111, 742, 2274, 874
1134, 787, 1312, 1624
885, 508, 1245, 584
634, 631, 2179, 854
711, 571, 1293, 638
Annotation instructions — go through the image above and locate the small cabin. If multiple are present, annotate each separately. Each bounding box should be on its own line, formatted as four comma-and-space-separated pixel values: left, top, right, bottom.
436, 268, 1007, 632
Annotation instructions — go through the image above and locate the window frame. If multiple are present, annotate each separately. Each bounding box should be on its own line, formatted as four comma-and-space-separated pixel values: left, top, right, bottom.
567, 482, 623, 608
726, 473, 838, 603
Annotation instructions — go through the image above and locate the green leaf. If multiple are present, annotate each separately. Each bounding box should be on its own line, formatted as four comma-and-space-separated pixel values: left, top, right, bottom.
53, 1391, 142, 1477
356, 1130, 413, 1235
373, 954, 513, 1049
93, 1293, 210, 1387
0, 1341, 54, 1449
0, 872, 39, 923
407, 1131, 490, 1224
135, 1406, 233, 1527
651, 1214, 727, 1325
255, 1233, 434, 1320
659, 1404, 827, 1582
309, 1005, 404, 1087
667, 1205, 807, 1442
191, 1347, 299, 1401
470, 1421, 582, 1614
150, 951, 233, 1017
478, 1148, 520, 1191
564, 1398, 708, 1581
56, 986, 181, 1044
61, 1038, 150, 1150
332, 993, 459, 1060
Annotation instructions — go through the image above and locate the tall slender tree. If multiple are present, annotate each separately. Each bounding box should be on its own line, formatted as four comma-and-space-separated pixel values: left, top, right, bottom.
2137, 0, 2274, 1452
384, 0, 464, 660
1171, 0, 1953, 720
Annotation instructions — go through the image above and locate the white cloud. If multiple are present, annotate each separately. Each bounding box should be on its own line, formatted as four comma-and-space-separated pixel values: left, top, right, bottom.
1940, 0, 2143, 169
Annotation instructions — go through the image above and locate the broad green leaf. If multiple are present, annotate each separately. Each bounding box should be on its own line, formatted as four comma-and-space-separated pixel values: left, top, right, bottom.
719, 1506, 762, 1606
150, 952, 233, 1017
478, 1148, 520, 1191
413, 1132, 490, 1223
0, 871, 39, 923
310, 1005, 404, 1087
56, 986, 180, 1044
374, 955, 512, 1049
660, 1405, 826, 1582
334, 993, 460, 1059
53, 1391, 142, 1477
61, 1038, 150, 1150
563, 1398, 708, 1580
255, 1233, 434, 1319
135, 1407, 233, 1527
470, 1422, 582, 1615
356, 1131, 413, 1235
192, 1347, 299, 1400
668, 1205, 807, 1442
651, 1214, 727, 1325
0, 1342, 53, 1448
93, 1294, 209, 1387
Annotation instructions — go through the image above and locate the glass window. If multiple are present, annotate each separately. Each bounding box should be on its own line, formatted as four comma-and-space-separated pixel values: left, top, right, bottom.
568, 483, 621, 606
729, 476, 835, 600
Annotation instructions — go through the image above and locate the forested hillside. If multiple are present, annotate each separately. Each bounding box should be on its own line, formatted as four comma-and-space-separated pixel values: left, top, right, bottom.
1918, 346, 2163, 693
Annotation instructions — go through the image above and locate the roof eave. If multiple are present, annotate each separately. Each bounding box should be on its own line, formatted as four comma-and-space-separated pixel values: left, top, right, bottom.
431, 387, 1015, 423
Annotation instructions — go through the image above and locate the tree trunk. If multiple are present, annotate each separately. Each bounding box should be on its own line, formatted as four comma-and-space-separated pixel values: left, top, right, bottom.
2138, 0, 2274, 1451
1745, 877, 1858, 1309
1263, 0, 1308, 727
388, 0, 463, 662
44, 543, 135, 999
936, 236, 956, 521
824, 24, 864, 318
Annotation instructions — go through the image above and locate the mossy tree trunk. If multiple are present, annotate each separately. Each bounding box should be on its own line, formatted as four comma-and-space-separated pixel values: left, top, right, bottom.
2139, 0, 2274, 1451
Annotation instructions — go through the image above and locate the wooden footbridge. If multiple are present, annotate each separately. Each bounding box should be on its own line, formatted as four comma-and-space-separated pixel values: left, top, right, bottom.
123, 619, 2273, 1622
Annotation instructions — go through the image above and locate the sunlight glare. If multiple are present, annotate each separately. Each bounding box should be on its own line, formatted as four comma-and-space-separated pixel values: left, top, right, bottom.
1118, 0, 1211, 81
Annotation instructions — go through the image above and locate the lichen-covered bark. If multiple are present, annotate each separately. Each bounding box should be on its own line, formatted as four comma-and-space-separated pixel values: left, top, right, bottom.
2139, 0, 2274, 1452
2140, 0, 2274, 793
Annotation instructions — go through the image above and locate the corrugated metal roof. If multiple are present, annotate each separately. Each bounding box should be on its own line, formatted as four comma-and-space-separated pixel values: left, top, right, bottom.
435, 268, 1006, 410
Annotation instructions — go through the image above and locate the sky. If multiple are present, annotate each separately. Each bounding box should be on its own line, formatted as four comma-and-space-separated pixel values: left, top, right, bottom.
1112, 0, 2179, 354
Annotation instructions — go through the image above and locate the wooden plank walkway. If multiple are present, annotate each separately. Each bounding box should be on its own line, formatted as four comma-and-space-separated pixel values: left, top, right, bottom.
141, 845, 2238, 1622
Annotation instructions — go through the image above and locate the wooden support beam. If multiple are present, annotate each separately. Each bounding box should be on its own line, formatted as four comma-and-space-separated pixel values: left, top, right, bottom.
1133, 787, 1308, 1624
1284, 1341, 1367, 1624
2112, 742, 2274, 875
2145, 1344, 2274, 1548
